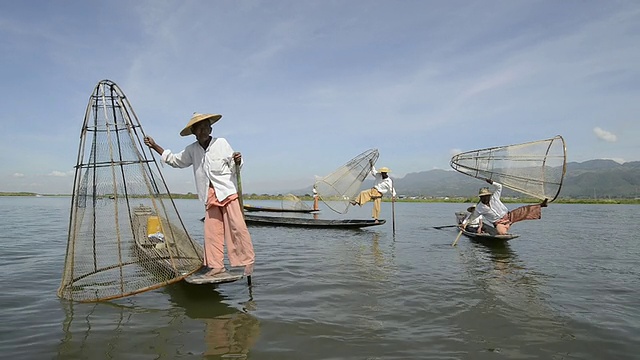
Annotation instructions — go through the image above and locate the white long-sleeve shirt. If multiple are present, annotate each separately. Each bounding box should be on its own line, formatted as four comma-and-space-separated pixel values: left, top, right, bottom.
463, 182, 509, 225
371, 166, 396, 197
161, 137, 242, 204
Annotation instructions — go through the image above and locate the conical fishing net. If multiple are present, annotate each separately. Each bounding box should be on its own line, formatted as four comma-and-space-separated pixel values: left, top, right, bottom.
57, 80, 203, 303
450, 135, 567, 201
314, 149, 379, 214
281, 194, 312, 211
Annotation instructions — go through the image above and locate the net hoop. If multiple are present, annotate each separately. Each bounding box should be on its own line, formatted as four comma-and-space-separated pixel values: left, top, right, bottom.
314, 149, 379, 214
450, 135, 567, 202
57, 79, 203, 302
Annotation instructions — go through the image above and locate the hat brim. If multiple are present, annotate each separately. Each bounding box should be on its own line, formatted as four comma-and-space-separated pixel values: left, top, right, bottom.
180, 114, 222, 136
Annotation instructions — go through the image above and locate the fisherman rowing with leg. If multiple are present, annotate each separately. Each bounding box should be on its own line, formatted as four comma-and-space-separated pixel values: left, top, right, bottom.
461, 178, 548, 235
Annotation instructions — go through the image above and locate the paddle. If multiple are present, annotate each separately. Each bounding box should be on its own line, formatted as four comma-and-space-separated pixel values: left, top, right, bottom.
452, 229, 463, 247
235, 159, 244, 219
235, 157, 251, 286
391, 196, 396, 234
433, 225, 459, 229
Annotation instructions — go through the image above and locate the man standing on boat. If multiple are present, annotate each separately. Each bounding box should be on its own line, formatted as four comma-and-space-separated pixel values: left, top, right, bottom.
461, 178, 547, 235
144, 113, 255, 277
350, 163, 396, 223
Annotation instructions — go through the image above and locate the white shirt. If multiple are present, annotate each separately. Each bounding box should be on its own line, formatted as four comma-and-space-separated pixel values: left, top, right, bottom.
463, 182, 509, 225
371, 166, 396, 197
463, 212, 482, 226
161, 137, 242, 204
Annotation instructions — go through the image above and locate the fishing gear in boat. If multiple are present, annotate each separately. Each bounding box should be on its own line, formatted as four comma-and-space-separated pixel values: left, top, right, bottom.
314, 149, 379, 214
57, 79, 204, 302
450, 135, 567, 202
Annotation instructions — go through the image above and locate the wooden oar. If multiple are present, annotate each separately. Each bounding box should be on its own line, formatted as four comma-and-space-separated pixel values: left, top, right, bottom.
235, 162, 244, 219
235, 160, 252, 286
433, 225, 458, 229
452, 229, 463, 247
391, 197, 396, 234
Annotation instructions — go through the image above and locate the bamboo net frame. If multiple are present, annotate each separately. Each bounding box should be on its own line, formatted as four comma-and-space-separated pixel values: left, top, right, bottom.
57, 79, 203, 302
314, 149, 379, 214
450, 135, 567, 202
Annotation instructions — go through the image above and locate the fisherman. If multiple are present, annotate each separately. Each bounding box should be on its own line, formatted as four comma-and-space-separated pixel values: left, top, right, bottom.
144, 113, 255, 277
462, 205, 483, 233
350, 163, 396, 223
461, 178, 548, 235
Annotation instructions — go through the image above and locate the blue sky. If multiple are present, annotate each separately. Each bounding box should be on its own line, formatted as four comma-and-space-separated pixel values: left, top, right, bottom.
1, 1, 639, 195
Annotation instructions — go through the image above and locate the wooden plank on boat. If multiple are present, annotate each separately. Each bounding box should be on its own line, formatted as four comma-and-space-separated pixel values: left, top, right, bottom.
244, 214, 385, 228
184, 267, 244, 285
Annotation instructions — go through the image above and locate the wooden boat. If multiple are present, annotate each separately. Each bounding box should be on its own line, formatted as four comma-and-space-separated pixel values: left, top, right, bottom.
183, 266, 244, 285
243, 204, 318, 213
243, 214, 385, 228
455, 211, 519, 242
133, 205, 244, 285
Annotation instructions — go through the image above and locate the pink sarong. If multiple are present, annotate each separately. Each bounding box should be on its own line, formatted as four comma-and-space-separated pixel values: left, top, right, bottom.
203, 186, 255, 270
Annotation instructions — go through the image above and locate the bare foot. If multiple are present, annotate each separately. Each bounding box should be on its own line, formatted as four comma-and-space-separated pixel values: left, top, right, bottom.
205, 268, 226, 276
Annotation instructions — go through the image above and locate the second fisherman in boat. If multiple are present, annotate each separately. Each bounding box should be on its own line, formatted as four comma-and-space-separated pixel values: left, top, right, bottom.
461, 178, 548, 235
462, 206, 483, 233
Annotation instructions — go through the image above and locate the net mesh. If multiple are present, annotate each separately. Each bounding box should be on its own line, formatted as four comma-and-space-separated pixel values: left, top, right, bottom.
281, 194, 312, 211
314, 149, 379, 214
57, 80, 203, 303
450, 135, 567, 201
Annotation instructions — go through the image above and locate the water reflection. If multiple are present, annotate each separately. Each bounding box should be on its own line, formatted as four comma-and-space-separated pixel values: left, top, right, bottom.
165, 282, 261, 359
56, 282, 261, 359
458, 240, 573, 357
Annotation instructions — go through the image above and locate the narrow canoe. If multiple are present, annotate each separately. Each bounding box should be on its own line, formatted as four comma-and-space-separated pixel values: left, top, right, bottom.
455, 211, 519, 242
244, 204, 319, 213
243, 214, 385, 228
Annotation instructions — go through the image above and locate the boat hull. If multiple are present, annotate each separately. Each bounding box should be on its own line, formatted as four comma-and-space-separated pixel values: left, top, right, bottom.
244, 214, 385, 228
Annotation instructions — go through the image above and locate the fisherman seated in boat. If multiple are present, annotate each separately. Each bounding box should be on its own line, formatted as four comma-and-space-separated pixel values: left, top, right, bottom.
462, 206, 483, 233
461, 178, 548, 235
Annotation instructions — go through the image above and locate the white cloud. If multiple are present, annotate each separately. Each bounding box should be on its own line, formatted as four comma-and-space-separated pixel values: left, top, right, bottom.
48, 170, 73, 177
13, 173, 25, 177
593, 127, 618, 142
450, 148, 463, 157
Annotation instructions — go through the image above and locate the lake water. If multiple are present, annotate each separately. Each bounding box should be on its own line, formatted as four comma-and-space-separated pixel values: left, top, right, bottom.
0, 196, 639, 359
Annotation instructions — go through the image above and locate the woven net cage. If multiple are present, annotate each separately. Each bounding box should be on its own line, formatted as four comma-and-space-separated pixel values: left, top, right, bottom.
57, 80, 204, 303
281, 194, 312, 211
314, 149, 379, 214
450, 135, 567, 202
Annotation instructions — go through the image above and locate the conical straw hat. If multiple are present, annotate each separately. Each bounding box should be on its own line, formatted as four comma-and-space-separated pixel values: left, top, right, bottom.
180, 113, 222, 136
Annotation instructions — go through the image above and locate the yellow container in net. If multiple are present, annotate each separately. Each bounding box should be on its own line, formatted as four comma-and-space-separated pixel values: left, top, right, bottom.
147, 216, 162, 236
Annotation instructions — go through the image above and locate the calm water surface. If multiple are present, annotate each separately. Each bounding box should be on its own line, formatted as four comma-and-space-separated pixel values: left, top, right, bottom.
0, 196, 639, 359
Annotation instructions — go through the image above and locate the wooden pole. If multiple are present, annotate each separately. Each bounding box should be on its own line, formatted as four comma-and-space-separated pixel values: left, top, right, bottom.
391, 197, 396, 234
236, 160, 251, 286
235, 162, 244, 219
452, 230, 463, 247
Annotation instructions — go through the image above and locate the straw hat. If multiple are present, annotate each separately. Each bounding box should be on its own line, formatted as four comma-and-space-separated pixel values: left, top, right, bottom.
467, 206, 476, 213
179, 113, 222, 136
378, 167, 391, 173
478, 187, 492, 197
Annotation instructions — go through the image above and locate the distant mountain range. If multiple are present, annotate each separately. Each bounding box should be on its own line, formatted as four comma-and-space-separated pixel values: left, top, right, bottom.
292, 159, 640, 199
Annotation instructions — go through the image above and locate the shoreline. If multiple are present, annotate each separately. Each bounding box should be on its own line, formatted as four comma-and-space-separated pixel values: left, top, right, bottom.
2, 192, 639, 205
